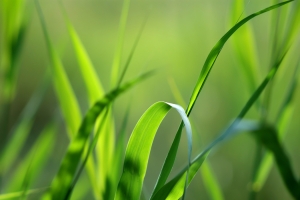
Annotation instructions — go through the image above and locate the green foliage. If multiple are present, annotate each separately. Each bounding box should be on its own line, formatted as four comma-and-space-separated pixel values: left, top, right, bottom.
0, 0, 299, 199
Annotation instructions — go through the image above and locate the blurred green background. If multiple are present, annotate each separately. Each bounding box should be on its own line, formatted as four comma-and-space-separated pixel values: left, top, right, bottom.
1, 0, 299, 199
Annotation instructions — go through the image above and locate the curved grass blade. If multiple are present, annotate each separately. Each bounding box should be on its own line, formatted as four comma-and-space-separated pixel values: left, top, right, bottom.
186, 0, 293, 115
152, 1, 294, 196
115, 102, 193, 200
0, 187, 49, 200
152, 120, 260, 200
152, 46, 289, 199
251, 125, 300, 199
36, 0, 81, 137
41, 71, 153, 200
252, 59, 300, 191
168, 77, 224, 200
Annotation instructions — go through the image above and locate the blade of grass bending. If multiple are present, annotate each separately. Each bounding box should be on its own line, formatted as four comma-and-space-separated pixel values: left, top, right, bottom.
230, 0, 260, 95
0, 187, 49, 200
151, 1, 293, 196
41, 71, 153, 200
167, 77, 224, 200
151, 120, 260, 200
36, 0, 81, 137
0, 71, 50, 175
111, 0, 131, 88
4, 123, 56, 193
251, 125, 300, 199
115, 101, 192, 200
252, 59, 300, 191
152, 47, 289, 199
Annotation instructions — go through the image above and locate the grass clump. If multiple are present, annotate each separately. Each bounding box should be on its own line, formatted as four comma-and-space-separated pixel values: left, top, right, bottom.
0, 0, 299, 199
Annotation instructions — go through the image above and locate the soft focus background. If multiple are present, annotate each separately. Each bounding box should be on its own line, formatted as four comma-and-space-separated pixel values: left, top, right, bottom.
1, 0, 299, 199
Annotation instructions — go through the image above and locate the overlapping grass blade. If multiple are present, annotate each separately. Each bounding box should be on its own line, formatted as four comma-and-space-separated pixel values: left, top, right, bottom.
168, 77, 224, 200
152, 45, 289, 199
102, 102, 131, 200
152, 1, 293, 196
253, 59, 300, 191
0, 187, 48, 200
115, 101, 192, 200
151, 120, 260, 200
36, 0, 81, 137
41, 71, 153, 200
0, 72, 50, 175
230, 0, 260, 94
251, 125, 300, 199
4, 123, 56, 193
35, 2, 101, 197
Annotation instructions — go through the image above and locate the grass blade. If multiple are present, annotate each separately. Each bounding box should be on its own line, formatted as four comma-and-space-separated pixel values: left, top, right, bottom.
200, 162, 223, 200
4, 123, 56, 193
152, 44, 289, 199
60, 2, 105, 104
230, 0, 260, 94
152, 120, 260, 200
41, 71, 153, 200
0, 187, 48, 200
152, 1, 293, 196
36, 0, 81, 137
115, 101, 192, 200
252, 59, 300, 191
0, 71, 50, 175
251, 125, 300, 199
168, 77, 224, 200
111, 0, 131, 87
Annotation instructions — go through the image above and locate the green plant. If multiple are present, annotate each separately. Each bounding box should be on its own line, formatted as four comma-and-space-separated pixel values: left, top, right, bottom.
0, 0, 299, 199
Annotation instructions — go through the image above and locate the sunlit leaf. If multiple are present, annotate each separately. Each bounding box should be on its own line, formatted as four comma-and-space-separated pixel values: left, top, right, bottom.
115, 101, 193, 200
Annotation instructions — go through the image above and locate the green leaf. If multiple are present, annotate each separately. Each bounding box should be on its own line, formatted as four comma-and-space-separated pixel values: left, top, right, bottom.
115, 102, 193, 200
36, 0, 81, 137
152, 1, 294, 196
41, 71, 153, 200
111, 0, 131, 87
251, 125, 300, 199
253, 59, 300, 191
230, 0, 260, 94
60, 2, 105, 104
153, 41, 290, 199
0, 187, 48, 200
4, 123, 56, 193
0, 71, 50, 175
200, 162, 224, 200
152, 120, 260, 200
168, 77, 224, 200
